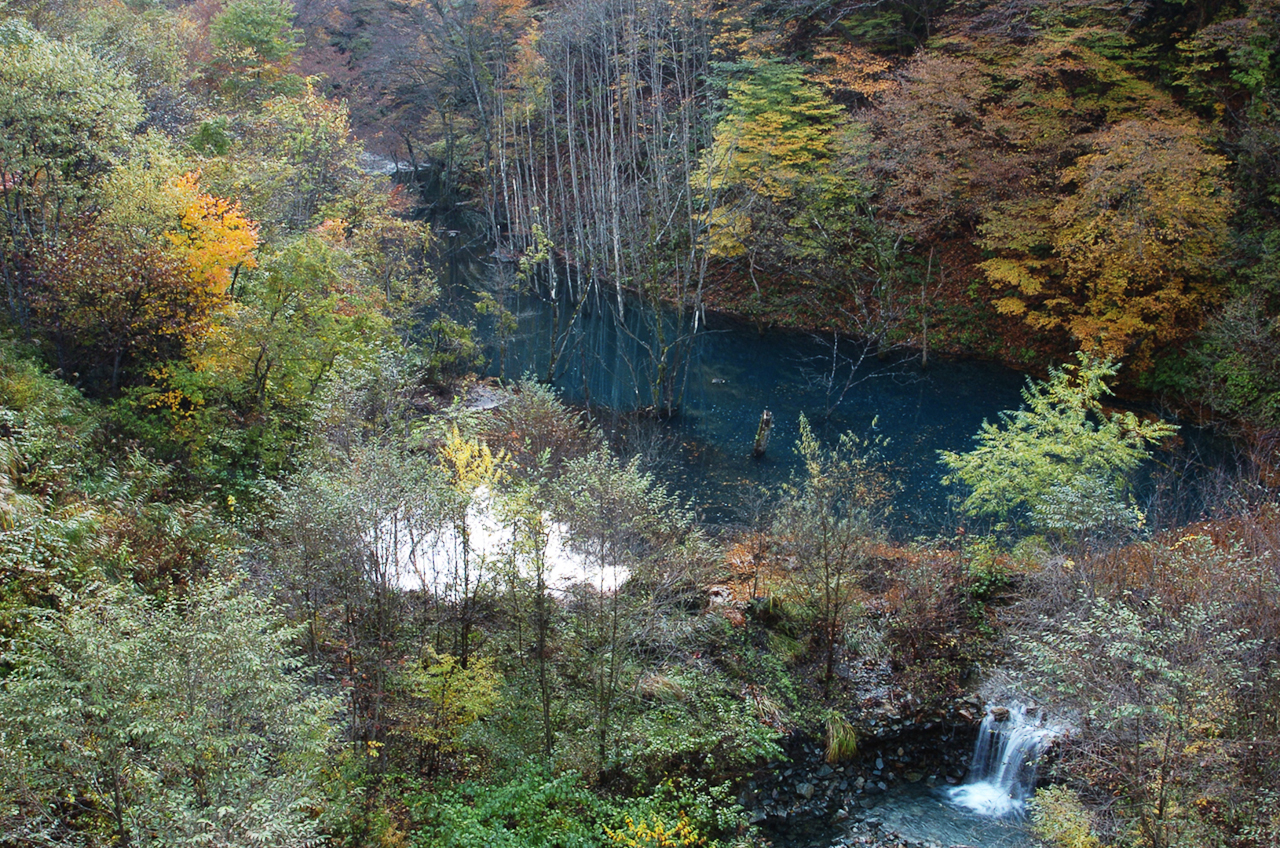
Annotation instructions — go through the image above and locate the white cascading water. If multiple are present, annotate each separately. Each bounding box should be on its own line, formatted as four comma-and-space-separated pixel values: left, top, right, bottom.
947, 703, 1059, 818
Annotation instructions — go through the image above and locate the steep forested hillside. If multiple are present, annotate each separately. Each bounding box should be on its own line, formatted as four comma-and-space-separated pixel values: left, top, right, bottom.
0, 0, 1277, 846
298, 0, 1279, 418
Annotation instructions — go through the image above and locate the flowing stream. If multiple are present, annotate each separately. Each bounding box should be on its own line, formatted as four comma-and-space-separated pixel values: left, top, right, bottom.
782, 705, 1055, 848
850, 785, 1040, 848
846, 705, 1056, 848
948, 704, 1060, 818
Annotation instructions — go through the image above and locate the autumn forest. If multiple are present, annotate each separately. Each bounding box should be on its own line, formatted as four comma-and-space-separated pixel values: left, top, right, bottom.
0, 0, 1278, 846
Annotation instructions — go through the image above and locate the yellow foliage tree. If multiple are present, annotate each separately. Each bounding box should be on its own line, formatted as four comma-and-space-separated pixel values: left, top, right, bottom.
162, 171, 260, 296
392, 648, 502, 767
691, 60, 844, 259
437, 427, 508, 665
982, 120, 1232, 363
441, 426, 507, 494
808, 40, 892, 100
96, 147, 260, 302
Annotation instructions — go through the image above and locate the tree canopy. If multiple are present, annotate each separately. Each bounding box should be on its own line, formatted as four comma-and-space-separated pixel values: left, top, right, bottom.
939, 353, 1177, 532
0, 577, 337, 848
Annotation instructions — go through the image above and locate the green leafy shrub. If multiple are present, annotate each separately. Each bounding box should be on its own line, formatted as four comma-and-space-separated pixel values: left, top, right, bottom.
0, 576, 337, 847
961, 535, 1013, 602
409, 766, 605, 848
484, 378, 602, 481
613, 779, 745, 842
939, 353, 1175, 536
0, 340, 93, 492
417, 316, 483, 384
614, 668, 782, 785
191, 118, 232, 156
407, 767, 746, 848
1029, 785, 1103, 848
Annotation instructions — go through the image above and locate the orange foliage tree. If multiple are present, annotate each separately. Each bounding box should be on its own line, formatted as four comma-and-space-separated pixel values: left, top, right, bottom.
868, 23, 1236, 366
869, 29, 1186, 239
982, 121, 1232, 362
30, 218, 222, 392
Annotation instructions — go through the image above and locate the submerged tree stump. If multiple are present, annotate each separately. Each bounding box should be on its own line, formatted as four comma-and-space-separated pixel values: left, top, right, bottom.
752, 409, 773, 458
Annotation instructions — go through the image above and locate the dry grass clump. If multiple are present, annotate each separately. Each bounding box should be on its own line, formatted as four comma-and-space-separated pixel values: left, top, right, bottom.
824, 712, 858, 764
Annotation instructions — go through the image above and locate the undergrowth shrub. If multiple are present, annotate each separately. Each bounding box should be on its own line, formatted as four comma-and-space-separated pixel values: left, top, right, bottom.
407, 766, 748, 848
1016, 499, 1280, 848
604, 812, 706, 848
824, 711, 858, 764
484, 378, 602, 482
884, 554, 984, 706
1029, 785, 1102, 848
409, 766, 603, 848
613, 667, 783, 786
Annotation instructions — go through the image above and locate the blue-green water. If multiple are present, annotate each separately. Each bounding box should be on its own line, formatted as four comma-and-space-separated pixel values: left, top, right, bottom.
455, 266, 1028, 531
435, 246, 1221, 532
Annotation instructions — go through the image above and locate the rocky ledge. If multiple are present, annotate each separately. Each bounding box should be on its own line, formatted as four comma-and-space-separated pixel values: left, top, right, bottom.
743, 686, 998, 848
742, 691, 985, 824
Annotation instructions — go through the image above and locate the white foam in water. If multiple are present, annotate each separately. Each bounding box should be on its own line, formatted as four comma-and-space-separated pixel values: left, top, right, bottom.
948, 782, 1026, 818
948, 703, 1059, 818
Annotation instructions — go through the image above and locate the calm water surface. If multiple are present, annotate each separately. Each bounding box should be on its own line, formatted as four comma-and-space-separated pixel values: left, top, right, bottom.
436, 246, 1218, 532
436, 248, 1030, 531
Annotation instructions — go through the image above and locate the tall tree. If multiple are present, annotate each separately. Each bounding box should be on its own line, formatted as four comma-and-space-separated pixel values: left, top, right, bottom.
554, 449, 711, 776
29, 218, 221, 393
939, 353, 1177, 535
776, 414, 889, 696
388, 0, 530, 224
209, 0, 303, 97
692, 59, 845, 262
982, 121, 1233, 362
0, 21, 142, 326
161, 171, 261, 297
237, 83, 366, 234
0, 577, 337, 848
271, 439, 446, 761
494, 0, 716, 411
1019, 598, 1256, 848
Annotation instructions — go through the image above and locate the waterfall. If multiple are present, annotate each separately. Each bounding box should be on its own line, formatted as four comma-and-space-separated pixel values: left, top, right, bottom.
947, 704, 1058, 818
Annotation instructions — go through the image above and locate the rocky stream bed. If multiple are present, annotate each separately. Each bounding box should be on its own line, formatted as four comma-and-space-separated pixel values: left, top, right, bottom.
742, 684, 1042, 848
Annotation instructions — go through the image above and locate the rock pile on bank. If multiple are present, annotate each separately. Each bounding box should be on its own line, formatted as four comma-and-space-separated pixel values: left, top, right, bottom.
741, 684, 997, 847
741, 690, 983, 824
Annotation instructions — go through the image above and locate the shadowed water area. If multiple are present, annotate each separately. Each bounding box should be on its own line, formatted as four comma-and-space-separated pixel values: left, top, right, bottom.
436, 245, 1216, 532
521, 310, 1024, 531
